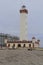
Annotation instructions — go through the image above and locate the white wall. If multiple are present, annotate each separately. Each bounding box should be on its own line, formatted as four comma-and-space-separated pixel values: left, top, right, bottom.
34, 43, 39, 48
20, 13, 28, 40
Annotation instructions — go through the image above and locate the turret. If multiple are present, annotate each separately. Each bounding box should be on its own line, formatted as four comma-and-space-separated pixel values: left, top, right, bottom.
32, 37, 36, 43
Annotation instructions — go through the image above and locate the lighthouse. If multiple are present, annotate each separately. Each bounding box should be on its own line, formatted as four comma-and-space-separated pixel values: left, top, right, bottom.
20, 5, 28, 41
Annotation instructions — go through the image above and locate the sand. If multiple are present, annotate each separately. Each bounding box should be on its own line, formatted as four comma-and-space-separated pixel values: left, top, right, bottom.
0, 48, 43, 65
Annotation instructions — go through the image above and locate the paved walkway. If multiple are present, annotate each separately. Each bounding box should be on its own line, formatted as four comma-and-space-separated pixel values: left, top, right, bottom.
0, 49, 43, 65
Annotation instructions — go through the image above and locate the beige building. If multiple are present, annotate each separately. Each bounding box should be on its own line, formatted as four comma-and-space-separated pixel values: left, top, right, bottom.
5, 37, 40, 49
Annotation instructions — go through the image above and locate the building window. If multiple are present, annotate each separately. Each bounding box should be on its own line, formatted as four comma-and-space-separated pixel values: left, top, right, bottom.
12, 44, 15, 49
23, 44, 25, 47
29, 44, 31, 47
18, 44, 21, 47
8, 44, 10, 47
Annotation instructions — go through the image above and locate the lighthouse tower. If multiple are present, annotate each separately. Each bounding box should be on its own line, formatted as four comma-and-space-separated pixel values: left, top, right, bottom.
20, 5, 28, 41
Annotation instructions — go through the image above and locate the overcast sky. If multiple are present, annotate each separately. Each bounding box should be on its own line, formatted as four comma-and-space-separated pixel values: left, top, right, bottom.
0, 0, 43, 37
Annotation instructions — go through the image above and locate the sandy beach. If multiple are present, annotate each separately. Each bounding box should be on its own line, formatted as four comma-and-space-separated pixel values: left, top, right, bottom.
0, 48, 43, 65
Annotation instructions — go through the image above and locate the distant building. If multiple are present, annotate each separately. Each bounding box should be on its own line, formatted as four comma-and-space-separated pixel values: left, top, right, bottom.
5, 5, 40, 49
0, 33, 19, 48
5, 37, 40, 49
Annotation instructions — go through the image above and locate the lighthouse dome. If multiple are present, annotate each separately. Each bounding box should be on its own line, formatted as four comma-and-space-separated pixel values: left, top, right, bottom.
20, 5, 28, 14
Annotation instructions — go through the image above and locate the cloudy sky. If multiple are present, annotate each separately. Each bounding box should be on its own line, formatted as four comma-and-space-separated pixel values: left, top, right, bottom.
0, 0, 43, 37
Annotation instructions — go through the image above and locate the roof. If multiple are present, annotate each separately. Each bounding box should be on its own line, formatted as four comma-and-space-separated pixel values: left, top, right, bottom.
37, 40, 40, 42
22, 5, 26, 8
20, 5, 28, 14
7, 40, 32, 43
20, 9, 28, 14
32, 37, 36, 39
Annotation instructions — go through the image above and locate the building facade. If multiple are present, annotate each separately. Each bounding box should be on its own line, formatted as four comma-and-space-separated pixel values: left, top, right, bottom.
5, 37, 40, 49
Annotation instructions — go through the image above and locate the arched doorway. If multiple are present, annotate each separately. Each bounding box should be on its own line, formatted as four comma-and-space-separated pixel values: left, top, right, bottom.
8, 44, 10, 47
23, 44, 25, 47
12, 44, 15, 49
18, 44, 21, 47
29, 44, 31, 48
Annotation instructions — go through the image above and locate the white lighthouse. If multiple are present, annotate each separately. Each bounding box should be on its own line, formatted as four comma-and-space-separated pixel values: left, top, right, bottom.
20, 5, 28, 41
